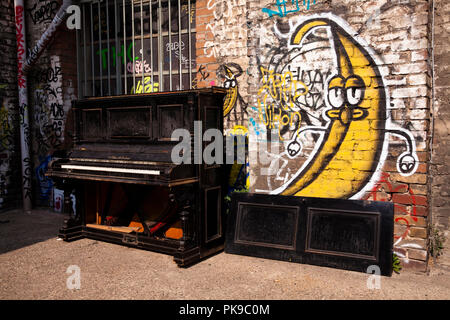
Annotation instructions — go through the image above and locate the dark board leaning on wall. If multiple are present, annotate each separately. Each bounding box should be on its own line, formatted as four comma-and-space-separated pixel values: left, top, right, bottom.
225, 193, 394, 276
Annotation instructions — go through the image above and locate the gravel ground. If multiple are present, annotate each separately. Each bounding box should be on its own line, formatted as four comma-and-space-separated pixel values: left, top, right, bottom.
1, 209, 449, 300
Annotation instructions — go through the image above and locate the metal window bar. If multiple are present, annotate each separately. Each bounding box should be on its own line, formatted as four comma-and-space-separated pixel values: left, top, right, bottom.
188, 0, 191, 89
90, 2, 95, 96
178, 0, 182, 90
78, 0, 195, 97
131, 0, 135, 92
140, 0, 144, 90
158, 0, 163, 92
123, 0, 127, 94
150, 0, 153, 91
168, 0, 172, 91
114, 0, 122, 94
98, 1, 103, 95
106, 0, 111, 96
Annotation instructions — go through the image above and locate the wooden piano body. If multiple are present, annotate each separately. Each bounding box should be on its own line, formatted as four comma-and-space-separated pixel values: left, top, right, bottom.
46, 88, 227, 267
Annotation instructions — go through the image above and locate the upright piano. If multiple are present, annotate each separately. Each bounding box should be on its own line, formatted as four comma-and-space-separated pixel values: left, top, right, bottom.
46, 88, 227, 267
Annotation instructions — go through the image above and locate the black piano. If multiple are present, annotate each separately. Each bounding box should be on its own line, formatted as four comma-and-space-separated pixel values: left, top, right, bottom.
46, 88, 228, 267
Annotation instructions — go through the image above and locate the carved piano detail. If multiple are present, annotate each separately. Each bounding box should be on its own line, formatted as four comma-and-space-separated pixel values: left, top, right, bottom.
46, 88, 227, 267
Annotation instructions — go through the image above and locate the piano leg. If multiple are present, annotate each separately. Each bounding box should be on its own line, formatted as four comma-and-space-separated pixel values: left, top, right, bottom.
58, 181, 83, 241
63, 183, 73, 216
178, 205, 190, 251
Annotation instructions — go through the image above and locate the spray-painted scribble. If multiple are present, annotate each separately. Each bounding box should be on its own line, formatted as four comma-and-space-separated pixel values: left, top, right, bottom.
257, 66, 307, 140
97, 43, 139, 70
26, 1, 59, 25
36, 155, 53, 201
127, 60, 151, 74
262, 0, 317, 18
130, 77, 159, 94
204, 0, 247, 58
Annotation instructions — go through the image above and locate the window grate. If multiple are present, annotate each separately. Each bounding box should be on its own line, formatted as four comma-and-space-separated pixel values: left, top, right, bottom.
76, 0, 196, 98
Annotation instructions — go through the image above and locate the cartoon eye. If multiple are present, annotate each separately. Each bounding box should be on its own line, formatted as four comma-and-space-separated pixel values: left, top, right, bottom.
327, 75, 345, 109
328, 87, 344, 109
230, 80, 236, 88
345, 75, 365, 106
346, 87, 364, 106
224, 81, 230, 89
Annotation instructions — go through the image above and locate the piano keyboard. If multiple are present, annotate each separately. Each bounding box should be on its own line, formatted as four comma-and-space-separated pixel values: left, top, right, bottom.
60, 164, 160, 176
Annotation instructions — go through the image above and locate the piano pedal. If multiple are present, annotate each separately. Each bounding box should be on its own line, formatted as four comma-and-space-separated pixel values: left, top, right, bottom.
122, 233, 138, 245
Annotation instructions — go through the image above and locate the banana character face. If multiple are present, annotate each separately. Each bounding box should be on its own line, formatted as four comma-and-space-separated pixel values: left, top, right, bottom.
326, 74, 368, 125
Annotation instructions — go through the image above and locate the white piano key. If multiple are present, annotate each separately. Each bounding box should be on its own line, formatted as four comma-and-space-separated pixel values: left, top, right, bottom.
60, 164, 160, 176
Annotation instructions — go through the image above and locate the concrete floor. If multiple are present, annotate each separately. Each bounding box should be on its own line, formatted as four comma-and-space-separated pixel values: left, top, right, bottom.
1, 208, 450, 300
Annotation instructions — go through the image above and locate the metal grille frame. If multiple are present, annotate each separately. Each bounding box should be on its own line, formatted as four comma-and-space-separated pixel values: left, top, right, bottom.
76, 0, 196, 98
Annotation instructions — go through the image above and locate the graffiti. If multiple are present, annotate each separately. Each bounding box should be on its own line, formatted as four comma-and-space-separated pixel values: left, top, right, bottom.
34, 58, 66, 156
127, 60, 151, 74
252, 14, 419, 200
97, 43, 139, 70
204, 0, 247, 58
166, 41, 193, 69
181, 4, 195, 23
0, 104, 13, 152
257, 66, 307, 140
36, 155, 53, 201
218, 63, 248, 124
22, 157, 32, 200
130, 77, 159, 94
166, 41, 185, 52
15, 5, 26, 88
262, 0, 317, 18
191, 65, 212, 89
363, 172, 426, 263
27, 1, 59, 25
364, 172, 419, 242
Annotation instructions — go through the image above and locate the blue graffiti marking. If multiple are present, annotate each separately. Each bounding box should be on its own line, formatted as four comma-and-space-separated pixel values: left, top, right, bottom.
36, 155, 53, 200
262, 0, 316, 18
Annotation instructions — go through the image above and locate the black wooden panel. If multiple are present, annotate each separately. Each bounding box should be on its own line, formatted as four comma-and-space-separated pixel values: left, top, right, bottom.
82, 109, 102, 140
225, 193, 393, 276
157, 104, 183, 140
235, 202, 298, 250
306, 208, 379, 260
107, 107, 152, 139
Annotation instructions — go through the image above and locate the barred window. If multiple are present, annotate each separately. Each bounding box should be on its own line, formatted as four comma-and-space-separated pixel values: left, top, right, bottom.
77, 0, 196, 98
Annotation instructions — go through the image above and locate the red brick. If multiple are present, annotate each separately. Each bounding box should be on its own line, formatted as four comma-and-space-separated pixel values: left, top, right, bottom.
394, 203, 409, 214
412, 195, 428, 206
392, 193, 413, 205
412, 205, 428, 217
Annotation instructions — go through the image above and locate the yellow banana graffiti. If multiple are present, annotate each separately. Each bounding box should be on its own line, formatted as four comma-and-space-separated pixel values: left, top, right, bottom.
281, 17, 387, 199
222, 65, 238, 117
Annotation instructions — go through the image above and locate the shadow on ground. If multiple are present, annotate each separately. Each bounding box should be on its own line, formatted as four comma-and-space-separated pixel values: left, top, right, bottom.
0, 209, 66, 254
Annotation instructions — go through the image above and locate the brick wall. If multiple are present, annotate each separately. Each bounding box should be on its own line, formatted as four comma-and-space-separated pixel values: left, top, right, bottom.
431, 0, 450, 266
211, 0, 433, 272
0, 0, 22, 211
